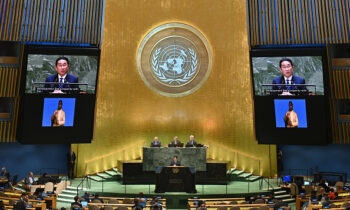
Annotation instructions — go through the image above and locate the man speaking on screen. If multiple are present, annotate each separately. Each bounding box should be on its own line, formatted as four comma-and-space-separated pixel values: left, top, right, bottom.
272, 58, 307, 95
51, 100, 65, 127
44, 57, 79, 93
284, 101, 298, 128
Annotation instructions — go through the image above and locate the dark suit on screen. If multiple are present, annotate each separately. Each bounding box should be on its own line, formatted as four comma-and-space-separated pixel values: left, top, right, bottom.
272, 75, 307, 94
150, 141, 161, 147
186, 140, 197, 147
170, 140, 181, 147
44, 74, 79, 89
170, 160, 181, 166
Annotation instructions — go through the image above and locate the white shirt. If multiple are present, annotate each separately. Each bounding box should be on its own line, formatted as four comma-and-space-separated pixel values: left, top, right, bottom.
284, 76, 292, 84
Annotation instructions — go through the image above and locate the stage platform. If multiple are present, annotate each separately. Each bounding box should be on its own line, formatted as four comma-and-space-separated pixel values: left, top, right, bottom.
57, 178, 282, 209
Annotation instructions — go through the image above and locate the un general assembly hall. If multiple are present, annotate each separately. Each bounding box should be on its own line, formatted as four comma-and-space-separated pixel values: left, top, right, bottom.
1, 0, 350, 209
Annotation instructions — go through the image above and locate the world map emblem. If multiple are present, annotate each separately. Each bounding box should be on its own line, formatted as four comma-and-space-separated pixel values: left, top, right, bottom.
137, 23, 212, 97
152, 43, 198, 86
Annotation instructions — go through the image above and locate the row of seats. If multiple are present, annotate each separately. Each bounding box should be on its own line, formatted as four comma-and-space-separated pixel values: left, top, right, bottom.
187, 197, 291, 210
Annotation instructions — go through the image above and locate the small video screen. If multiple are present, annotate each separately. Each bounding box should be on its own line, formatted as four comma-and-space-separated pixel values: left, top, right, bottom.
42, 98, 76, 127
274, 99, 308, 128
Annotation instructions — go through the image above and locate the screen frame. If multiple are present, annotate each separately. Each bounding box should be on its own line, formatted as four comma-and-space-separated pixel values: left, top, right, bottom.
250, 47, 330, 97
20, 45, 101, 96
250, 47, 331, 145
17, 45, 101, 144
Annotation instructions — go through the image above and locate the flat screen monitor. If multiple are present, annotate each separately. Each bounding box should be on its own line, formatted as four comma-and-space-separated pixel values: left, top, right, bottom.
252, 56, 325, 96
250, 47, 330, 145
282, 175, 291, 183
24, 53, 98, 94
274, 99, 308, 128
17, 45, 100, 144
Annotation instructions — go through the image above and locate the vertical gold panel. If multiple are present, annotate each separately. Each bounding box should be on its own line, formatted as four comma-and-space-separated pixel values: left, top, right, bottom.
253, 0, 259, 46
74, 0, 277, 177
339, 0, 347, 43
10, 0, 18, 41
4, 0, 12, 40
303, 0, 310, 44
317, 0, 324, 43
277, 0, 282, 44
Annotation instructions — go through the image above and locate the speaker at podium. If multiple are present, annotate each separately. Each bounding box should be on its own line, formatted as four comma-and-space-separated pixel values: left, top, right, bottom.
155, 166, 196, 193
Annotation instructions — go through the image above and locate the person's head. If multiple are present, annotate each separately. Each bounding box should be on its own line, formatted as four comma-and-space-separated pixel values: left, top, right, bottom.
84, 192, 89, 196
154, 136, 159, 142
74, 195, 79, 202
197, 200, 205, 207
1, 167, 5, 173
58, 100, 63, 110
279, 58, 294, 78
173, 155, 178, 162
138, 192, 144, 197
174, 136, 178, 141
21, 192, 28, 201
34, 188, 41, 195
190, 135, 194, 140
55, 57, 70, 77
288, 101, 293, 111
94, 193, 99, 198
29, 171, 33, 177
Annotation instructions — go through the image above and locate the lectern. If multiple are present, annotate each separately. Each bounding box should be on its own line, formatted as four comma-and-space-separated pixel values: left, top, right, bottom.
155, 166, 196, 193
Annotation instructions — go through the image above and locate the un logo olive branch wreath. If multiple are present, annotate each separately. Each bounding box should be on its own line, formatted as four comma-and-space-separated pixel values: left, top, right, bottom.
152, 48, 198, 85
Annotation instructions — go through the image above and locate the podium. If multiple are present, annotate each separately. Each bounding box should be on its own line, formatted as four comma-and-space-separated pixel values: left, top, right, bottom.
155, 166, 196, 193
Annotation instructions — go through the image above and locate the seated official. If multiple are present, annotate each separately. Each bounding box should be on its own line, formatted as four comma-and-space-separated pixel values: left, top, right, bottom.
92, 193, 103, 203
150, 136, 161, 147
81, 192, 91, 203
71, 195, 83, 209
24, 172, 35, 185
186, 135, 197, 147
169, 136, 182, 147
0, 167, 10, 179
15, 192, 28, 210
170, 156, 181, 166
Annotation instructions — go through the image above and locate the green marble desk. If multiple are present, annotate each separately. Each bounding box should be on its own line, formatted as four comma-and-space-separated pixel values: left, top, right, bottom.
143, 147, 207, 171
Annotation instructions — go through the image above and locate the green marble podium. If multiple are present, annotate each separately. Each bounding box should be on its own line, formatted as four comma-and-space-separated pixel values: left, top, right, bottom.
143, 147, 207, 171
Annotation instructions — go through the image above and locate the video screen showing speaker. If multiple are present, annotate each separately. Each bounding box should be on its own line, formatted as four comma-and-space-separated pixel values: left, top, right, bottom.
252, 55, 324, 96
24, 50, 98, 94
17, 45, 100, 144
250, 48, 330, 145
42, 98, 76, 127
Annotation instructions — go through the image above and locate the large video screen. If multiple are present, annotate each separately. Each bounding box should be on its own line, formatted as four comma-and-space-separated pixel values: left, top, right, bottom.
252, 56, 324, 96
17, 45, 100, 144
25, 54, 98, 94
251, 48, 330, 145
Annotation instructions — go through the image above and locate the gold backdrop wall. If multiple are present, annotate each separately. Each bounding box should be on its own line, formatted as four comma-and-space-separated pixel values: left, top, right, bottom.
73, 0, 277, 177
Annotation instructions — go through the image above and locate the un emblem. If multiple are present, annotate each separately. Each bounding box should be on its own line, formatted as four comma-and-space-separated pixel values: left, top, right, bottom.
137, 23, 212, 97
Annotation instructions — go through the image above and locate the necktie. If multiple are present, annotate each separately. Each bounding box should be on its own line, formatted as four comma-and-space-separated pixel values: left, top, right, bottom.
59, 78, 63, 88
286, 79, 290, 90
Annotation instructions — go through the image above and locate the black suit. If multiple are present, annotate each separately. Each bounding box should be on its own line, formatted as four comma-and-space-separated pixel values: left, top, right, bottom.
14, 199, 26, 210
186, 140, 197, 147
67, 152, 76, 179
170, 140, 181, 147
170, 160, 181, 166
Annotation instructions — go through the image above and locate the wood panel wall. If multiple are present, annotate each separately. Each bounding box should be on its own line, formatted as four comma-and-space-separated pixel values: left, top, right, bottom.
248, 0, 350, 46
0, 0, 103, 43
0, 0, 104, 142
248, 0, 350, 143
